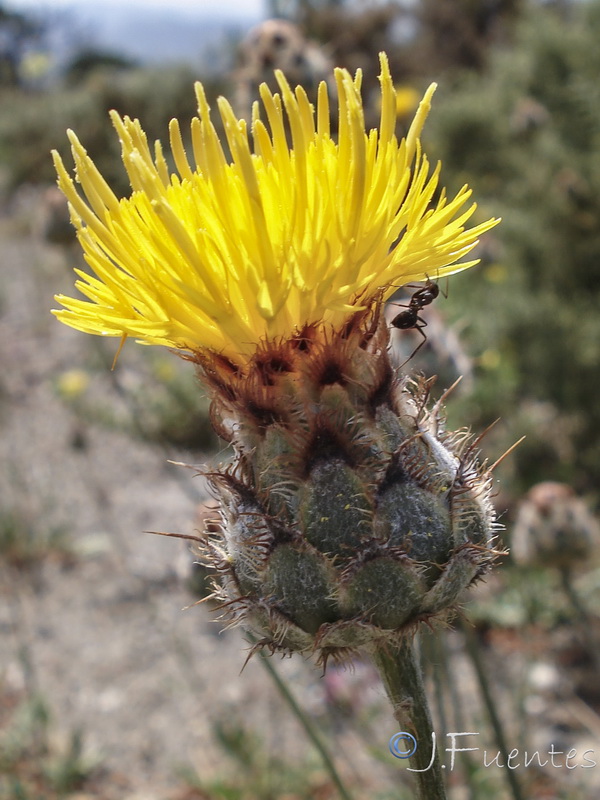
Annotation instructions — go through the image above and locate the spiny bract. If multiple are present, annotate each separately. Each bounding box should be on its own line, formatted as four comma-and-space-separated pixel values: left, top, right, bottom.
198, 306, 497, 666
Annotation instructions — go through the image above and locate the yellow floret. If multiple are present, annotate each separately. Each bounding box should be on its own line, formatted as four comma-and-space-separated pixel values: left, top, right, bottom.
52, 53, 498, 364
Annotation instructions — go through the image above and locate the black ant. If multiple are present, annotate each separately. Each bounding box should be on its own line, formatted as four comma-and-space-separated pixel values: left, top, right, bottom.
390, 278, 444, 363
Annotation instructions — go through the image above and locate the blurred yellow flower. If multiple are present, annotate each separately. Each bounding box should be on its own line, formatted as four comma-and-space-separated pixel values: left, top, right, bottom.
20, 51, 52, 81
479, 348, 502, 370
485, 263, 508, 284
53, 53, 498, 364
152, 357, 177, 383
56, 368, 90, 399
394, 85, 421, 118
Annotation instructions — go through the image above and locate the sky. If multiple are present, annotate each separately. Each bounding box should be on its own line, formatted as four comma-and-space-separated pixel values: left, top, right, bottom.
6, 0, 265, 18
4, 0, 267, 67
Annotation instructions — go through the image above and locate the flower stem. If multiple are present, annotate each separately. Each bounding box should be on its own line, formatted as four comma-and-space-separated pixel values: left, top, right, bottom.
459, 617, 526, 800
435, 632, 479, 800
372, 636, 448, 800
560, 565, 593, 623
251, 637, 354, 800
559, 566, 600, 671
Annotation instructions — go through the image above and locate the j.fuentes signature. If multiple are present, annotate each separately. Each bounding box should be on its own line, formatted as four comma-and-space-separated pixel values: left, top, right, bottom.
389, 731, 597, 771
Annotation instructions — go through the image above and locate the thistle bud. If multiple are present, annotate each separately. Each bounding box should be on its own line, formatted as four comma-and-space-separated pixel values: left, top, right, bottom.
512, 481, 600, 569
199, 310, 497, 666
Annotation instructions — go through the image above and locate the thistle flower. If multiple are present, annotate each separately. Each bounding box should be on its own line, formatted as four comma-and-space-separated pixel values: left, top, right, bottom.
53, 54, 499, 668
53, 54, 496, 364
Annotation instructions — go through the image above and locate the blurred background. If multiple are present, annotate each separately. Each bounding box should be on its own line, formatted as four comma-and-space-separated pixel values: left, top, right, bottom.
1, 0, 600, 798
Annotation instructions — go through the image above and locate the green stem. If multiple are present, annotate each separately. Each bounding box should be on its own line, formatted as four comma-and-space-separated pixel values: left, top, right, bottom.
252, 639, 354, 800
560, 566, 593, 623
372, 636, 448, 800
459, 617, 526, 800
559, 566, 600, 671
435, 632, 478, 800
421, 629, 448, 741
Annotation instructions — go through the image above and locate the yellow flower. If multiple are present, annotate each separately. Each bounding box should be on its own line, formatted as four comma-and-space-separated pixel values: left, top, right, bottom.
394, 85, 421, 118
52, 53, 498, 365
56, 368, 90, 399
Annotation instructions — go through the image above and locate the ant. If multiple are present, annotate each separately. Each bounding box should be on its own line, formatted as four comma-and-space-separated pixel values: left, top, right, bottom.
389, 278, 444, 363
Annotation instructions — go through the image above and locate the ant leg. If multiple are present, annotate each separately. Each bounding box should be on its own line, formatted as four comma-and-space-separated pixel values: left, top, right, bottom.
388, 280, 427, 292
397, 321, 428, 369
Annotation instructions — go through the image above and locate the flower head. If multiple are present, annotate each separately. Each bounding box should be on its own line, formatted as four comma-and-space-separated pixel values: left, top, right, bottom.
53, 53, 497, 364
